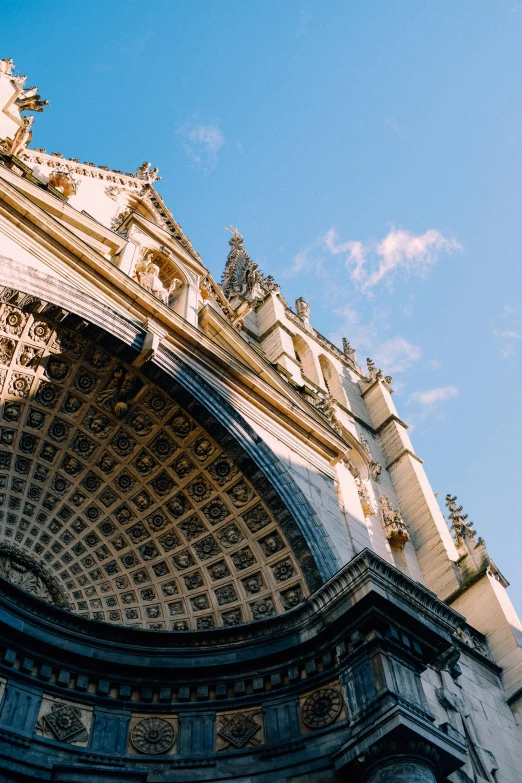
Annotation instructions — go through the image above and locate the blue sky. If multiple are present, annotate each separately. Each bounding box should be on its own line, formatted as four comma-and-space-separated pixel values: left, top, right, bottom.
4, 1, 522, 608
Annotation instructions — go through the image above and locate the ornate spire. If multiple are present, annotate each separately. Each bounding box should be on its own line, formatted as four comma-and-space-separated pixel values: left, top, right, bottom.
221, 228, 279, 303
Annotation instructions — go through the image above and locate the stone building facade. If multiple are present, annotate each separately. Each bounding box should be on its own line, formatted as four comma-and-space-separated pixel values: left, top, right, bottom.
0, 56, 520, 782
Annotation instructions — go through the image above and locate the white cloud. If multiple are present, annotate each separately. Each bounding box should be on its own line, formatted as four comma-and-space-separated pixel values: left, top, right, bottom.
373, 337, 422, 373
328, 307, 422, 375
494, 329, 522, 339
324, 226, 462, 295
178, 123, 226, 172
410, 385, 458, 406
384, 117, 401, 133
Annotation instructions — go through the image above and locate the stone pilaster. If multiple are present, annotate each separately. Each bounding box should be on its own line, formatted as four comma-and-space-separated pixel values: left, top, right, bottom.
361, 377, 461, 599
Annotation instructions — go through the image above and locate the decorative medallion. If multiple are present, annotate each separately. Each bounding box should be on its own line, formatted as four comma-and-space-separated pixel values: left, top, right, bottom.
300, 687, 343, 729
131, 717, 176, 755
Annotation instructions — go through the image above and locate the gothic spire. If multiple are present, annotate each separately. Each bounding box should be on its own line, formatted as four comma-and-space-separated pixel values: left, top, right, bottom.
221, 228, 279, 303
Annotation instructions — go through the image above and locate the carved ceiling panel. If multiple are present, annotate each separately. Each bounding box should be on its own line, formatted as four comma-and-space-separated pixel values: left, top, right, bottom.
0, 300, 309, 630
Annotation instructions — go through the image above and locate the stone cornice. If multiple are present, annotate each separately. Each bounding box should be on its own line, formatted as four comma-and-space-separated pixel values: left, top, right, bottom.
375, 413, 410, 433
386, 449, 424, 471
0, 549, 464, 673
19, 148, 201, 261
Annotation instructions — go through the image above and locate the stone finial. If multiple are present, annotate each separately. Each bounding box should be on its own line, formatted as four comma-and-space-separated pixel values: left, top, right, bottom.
295, 297, 310, 323
379, 495, 410, 548
342, 338, 355, 361
445, 494, 477, 543
364, 358, 392, 389
445, 493, 493, 577
136, 162, 161, 183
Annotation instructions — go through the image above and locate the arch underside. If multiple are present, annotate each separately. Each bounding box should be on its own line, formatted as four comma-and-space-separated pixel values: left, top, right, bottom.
0, 289, 321, 630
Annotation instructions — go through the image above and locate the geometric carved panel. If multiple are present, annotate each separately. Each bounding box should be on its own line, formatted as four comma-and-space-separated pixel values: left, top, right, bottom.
0, 301, 308, 629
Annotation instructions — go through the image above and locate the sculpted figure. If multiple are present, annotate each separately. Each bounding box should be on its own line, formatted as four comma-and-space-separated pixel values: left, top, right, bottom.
9, 116, 33, 157
0, 58, 14, 75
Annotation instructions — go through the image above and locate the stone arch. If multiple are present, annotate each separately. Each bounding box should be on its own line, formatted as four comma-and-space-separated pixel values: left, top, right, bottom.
292, 334, 320, 386
0, 271, 339, 630
318, 354, 347, 405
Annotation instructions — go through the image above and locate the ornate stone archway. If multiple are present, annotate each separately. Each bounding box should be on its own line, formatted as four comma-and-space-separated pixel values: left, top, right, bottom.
0, 287, 323, 630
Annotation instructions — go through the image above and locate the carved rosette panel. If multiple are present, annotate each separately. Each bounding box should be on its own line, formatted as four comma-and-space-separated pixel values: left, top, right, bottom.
0, 301, 308, 629
299, 684, 345, 732
35, 695, 93, 746
129, 715, 177, 755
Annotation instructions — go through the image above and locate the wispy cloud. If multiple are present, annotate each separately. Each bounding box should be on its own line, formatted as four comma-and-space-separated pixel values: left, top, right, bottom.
494, 329, 522, 339
374, 337, 422, 372
410, 385, 458, 406
178, 123, 226, 172
328, 306, 422, 375
384, 117, 401, 134
325, 226, 462, 295
493, 306, 522, 357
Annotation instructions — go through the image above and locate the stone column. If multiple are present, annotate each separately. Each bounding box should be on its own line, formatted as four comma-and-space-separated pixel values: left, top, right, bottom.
365, 761, 436, 783
360, 741, 441, 783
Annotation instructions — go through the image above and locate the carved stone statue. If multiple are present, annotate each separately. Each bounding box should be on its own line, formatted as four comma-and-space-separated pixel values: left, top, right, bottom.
133, 250, 182, 304
379, 494, 410, 548
9, 115, 33, 157
136, 162, 161, 183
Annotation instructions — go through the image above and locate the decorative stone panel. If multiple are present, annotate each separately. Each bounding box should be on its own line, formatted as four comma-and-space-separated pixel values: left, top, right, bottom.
298, 682, 346, 733
0, 301, 312, 629
35, 694, 93, 746
215, 708, 265, 751
128, 713, 178, 755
